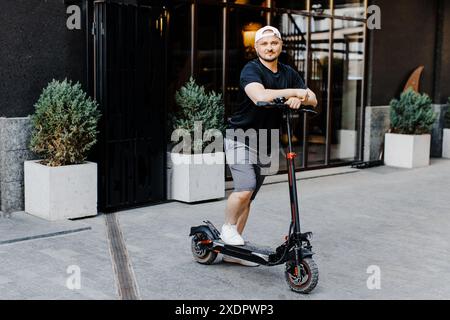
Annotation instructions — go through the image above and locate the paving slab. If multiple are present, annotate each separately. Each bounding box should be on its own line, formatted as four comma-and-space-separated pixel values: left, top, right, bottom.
117, 159, 450, 300
0, 213, 116, 300
1, 160, 449, 299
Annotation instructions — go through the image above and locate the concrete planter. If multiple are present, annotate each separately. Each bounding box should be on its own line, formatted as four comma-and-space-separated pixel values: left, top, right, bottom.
384, 133, 431, 168
166, 152, 225, 202
24, 160, 97, 221
442, 129, 450, 159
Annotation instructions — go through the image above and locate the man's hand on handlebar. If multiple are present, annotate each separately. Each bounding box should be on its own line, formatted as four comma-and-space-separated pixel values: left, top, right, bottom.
296, 89, 308, 101
295, 88, 318, 108
285, 97, 302, 110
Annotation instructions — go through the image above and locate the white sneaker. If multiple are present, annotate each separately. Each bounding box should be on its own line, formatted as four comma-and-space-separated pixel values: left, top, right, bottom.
222, 255, 259, 267
220, 224, 245, 246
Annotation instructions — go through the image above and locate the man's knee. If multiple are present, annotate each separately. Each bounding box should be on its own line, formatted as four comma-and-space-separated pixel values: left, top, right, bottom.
233, 190, 253, 204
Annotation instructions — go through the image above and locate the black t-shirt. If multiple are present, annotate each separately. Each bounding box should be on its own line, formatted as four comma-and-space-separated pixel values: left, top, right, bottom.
228, 58, 307, 131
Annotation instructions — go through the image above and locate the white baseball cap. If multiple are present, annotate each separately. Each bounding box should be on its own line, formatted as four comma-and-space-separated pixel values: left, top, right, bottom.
254, 26, 282, 44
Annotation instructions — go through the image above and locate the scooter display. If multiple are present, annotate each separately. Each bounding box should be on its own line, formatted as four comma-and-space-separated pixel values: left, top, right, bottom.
189, 97, 319, 294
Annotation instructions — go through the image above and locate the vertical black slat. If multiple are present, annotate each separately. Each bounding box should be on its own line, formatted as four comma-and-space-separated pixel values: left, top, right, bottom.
137, 7, 151, 202
134, 6, 141, 138
112, 2, 120, 208
155, 7, 166, 201
160, 7, 167, 200
120, 4, 126, 142
222, 0, 227, 98
150, 7, 160, 201
144, 7, 155, 202
134, 5, 141, 203
358, 0, 369, 162
93, 3, 100, 209
162, 6, 168, 201
102, 2, 110, 210
112, 2, 119, 142
190, 0, 197, 77
303, 0, 311, 168
131, 4, 137, 204
84, 0, 92, 95
123, 4, 130, 206
117, 3, 126, 208
116, 3, 124, 207
104, 3, 113, 207
104, 2, 111, 209
325, 0, 334, 166
127, 4, 134, 205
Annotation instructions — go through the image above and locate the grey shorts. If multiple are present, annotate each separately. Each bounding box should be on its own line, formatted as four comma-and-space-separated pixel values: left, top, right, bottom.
224, 138, 266, 201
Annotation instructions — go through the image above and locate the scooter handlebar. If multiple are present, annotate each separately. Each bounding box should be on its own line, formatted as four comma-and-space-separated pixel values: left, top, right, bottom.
256, 97, 318, 115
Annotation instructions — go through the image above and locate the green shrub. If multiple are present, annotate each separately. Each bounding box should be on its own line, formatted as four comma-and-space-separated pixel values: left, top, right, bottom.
389, 88, 436, 134
171, 77, 226, 153
30, 79, 101, 166
445, 97, 450, 129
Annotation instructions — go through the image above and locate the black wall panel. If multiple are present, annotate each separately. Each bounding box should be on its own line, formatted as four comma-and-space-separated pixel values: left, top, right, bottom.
367, 0, 439, 105
0, 0, 86, 117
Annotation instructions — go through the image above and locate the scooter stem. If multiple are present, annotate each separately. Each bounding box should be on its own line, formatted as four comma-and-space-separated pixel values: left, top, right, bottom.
285, 109, 302, 237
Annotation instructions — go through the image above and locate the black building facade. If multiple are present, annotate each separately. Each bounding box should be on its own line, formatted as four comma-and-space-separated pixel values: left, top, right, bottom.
0, 0, 448, 213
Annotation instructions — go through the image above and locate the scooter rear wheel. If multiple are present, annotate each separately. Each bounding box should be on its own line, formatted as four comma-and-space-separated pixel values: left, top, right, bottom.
285, 257, 319, 294
191, 234, 217, 265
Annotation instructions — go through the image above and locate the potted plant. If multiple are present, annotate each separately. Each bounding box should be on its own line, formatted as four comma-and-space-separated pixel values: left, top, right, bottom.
384, 88, 436, 168
443, 97, 450, 159
167, 77, 226, 202
24, 79, 101, 220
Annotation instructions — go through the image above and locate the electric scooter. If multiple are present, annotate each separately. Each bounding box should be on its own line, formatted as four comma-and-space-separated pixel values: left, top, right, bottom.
189, 97, 319, 294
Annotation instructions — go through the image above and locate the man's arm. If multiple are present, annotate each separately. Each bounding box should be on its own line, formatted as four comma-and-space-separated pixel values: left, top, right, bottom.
303, 88, 318, 107
244, 82, 308, 105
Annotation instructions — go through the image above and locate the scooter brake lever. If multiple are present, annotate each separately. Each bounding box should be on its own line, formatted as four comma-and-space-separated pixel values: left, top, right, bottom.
301, 108, 318, 115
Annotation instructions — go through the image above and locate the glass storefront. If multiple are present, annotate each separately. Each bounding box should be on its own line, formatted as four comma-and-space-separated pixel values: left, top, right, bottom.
167, 0, 368, 174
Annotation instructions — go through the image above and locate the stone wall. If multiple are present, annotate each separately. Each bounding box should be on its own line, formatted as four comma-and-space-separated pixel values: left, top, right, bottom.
431, 104, 450, 157
363, 106, 390, 161
0, 117, 37, 214
363, 104, 449, 162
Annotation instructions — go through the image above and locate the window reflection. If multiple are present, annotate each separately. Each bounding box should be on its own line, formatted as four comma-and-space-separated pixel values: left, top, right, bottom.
197, 5, 223, 92
273, 13, 308, 169
168, 0, 367, 171
226, 7, 265, 118
330, 19, 364, 161
308, 16, 330, 166
167, 2, 191, 118
233, 0, 271, 7
311, 0, 331, 15
274, 0, 307, 10
334, 0, 365, 19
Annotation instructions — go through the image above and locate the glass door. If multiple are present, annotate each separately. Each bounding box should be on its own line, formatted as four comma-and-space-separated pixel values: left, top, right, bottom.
306, 15, 331, 167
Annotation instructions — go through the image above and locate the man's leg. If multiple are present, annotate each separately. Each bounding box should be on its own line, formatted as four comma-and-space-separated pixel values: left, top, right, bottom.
222, 138, 256, 244
236, 164, 265, 235
236, 201, 251, 235
225, 190, 252, 226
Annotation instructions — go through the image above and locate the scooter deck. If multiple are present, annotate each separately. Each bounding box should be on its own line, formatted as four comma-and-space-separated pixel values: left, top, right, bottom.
213, 240, 275, 256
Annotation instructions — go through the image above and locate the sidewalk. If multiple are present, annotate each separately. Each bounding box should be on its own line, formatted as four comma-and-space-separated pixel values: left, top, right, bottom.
1, 159, 449, 299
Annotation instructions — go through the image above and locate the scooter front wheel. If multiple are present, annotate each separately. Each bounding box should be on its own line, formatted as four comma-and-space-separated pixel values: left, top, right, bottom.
191, 234, 217, 265
285, 257, 319, 294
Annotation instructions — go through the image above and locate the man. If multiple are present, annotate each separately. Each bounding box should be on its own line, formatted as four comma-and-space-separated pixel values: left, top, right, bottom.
221, 26, 318, 266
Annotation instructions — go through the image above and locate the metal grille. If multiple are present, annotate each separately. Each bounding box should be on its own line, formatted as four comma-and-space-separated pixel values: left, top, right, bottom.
94, 1, 167, 212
